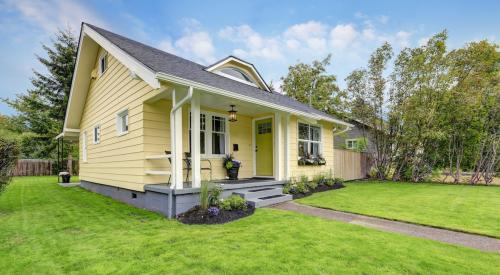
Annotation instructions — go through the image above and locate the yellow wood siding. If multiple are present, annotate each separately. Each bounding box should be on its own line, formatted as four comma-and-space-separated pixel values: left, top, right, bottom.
288, 116, 335, 180
79, 47, 156, 191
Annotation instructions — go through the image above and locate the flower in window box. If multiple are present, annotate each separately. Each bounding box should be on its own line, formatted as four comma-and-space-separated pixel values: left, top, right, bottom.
317, 155, 326, 165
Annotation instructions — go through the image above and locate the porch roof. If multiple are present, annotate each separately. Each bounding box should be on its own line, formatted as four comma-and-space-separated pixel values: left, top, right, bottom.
84, 23, 351, 126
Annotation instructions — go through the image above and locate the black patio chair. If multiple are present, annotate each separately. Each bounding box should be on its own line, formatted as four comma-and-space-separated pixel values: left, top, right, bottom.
184, 152, 212, 182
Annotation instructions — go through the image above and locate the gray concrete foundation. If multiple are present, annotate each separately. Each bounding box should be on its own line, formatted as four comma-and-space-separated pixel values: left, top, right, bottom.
80, 180, 285, 218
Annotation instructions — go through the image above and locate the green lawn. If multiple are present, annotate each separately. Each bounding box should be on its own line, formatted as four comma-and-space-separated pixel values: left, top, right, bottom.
0, 177, 499, 274
298, 181, 500, 238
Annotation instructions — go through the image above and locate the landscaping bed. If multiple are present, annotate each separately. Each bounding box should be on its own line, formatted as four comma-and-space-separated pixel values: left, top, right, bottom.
291, 183, 345, 199
284, 174, 346, 199
177, 183, 255, 225
177, 203, 255, 225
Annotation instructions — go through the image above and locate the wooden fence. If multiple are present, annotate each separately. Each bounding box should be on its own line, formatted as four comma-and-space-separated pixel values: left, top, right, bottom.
10, 159, 79, 176
334, 149, 371, 181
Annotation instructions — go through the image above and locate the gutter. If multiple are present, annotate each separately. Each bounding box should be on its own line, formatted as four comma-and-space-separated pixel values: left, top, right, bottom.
156, 72, 353, 128
332, 124, 351, 136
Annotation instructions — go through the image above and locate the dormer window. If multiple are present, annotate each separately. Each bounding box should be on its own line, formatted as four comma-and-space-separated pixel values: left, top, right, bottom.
214, 67, 257, 87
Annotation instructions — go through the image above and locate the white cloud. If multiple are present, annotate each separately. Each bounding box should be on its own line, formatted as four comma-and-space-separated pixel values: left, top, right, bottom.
394, 31, 412, 47
330, 24, 359, 49
4, 0, 106, 33
284, 21, 327, 51
418, 36, 430, 46
219, 25, 282, 59
157, 39, 176, 54
175, 31, 215, 64
378, 15, 389, 24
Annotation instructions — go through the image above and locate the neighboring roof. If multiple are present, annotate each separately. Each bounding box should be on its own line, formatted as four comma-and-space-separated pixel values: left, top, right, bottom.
78, 23, 349, 125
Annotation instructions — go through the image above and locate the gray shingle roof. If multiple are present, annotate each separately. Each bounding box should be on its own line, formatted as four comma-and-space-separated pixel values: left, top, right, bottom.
85, 23, 342, 122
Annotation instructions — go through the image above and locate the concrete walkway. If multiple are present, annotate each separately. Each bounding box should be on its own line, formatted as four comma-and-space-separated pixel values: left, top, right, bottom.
272, 202, 500, 252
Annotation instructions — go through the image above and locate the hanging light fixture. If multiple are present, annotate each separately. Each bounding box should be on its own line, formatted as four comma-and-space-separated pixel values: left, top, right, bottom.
228, 105, 238, 122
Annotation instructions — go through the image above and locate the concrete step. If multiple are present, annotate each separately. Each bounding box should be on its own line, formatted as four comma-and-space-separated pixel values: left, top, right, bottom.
247, 194, 293, 208
234, 187, 283, 199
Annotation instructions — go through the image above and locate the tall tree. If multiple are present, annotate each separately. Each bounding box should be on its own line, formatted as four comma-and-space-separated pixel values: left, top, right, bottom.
346, 42, 393, 179
4, 29, 77, 159
281, 55, 347, 118
390, 32, 450, 182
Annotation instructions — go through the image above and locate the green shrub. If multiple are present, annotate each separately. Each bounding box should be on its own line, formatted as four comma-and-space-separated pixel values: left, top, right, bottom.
306, 178, 318, 190
0, 138, 18, 195
220, 195, 247, 211
208, 185, 222, 207
295, 181, 309, 194
313, 174, 326, 186
334, 177, 344, 185
282, 180, 291, 194
199, 182, 209, 210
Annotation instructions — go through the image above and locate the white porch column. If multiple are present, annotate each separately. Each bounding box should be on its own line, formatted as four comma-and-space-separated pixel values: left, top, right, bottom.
274, 112, 282, 180
190, 91, 201, 188
170, 89, 184, 189
284, 114, 291, 180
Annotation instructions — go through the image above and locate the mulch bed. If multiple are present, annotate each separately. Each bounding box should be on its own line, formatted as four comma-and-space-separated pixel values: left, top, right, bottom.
177, 203, 255, 225
292, 183, 345, 199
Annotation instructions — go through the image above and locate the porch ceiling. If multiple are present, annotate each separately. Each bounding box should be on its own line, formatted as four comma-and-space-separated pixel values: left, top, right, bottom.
146, 86, 279, 117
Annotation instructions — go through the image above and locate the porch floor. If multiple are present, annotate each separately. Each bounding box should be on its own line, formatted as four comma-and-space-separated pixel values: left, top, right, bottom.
144, 177, 285, 194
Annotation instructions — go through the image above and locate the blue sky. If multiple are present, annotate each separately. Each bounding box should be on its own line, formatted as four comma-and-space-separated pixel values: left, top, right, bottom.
1, 0, 499, 115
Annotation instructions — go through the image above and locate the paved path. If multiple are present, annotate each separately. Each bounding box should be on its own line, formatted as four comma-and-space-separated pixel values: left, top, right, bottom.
272, 202, 500, 252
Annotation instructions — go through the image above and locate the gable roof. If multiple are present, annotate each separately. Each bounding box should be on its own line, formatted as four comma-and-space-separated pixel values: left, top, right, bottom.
205, 55, 271, 91
64, 23, 351, 131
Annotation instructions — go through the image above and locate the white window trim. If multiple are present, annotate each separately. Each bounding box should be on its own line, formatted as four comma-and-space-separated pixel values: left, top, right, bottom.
189, 109, 230, 158
346, 139, 358, 150
98, 52, 108, 76
82, 131, 87, 162
93, 124, 101, 144
116, 108, 129, 136
214, 70, 259, 88
297, 121, 323, 159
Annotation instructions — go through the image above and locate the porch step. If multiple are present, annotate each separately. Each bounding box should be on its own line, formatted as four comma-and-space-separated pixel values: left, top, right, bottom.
234, 187, 283, 199
247, 194, 293, 208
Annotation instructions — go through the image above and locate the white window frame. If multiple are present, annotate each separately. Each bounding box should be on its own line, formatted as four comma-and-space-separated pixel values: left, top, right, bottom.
82, 131, 87, 162
99, 52, 108, 76
93, 124, 101, 144
297, 121, 323, 159
346, 139, 358, 150
116, 109, 129, 136
189, 110, 229, 158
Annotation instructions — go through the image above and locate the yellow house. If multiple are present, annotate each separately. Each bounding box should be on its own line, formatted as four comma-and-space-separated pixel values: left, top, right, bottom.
59, 23, 352, 217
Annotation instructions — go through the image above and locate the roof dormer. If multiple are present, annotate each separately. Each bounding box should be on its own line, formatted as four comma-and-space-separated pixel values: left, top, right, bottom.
205, 56, 271, 92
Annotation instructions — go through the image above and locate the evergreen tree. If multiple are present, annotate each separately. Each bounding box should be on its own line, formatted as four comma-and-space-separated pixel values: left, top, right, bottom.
3, 29, 77, 158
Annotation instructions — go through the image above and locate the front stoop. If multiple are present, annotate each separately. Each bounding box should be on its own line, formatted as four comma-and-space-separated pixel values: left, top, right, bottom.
234, 187, 292, 208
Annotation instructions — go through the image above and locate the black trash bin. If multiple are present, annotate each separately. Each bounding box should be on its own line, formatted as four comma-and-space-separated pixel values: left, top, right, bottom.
61, 173, 71, 183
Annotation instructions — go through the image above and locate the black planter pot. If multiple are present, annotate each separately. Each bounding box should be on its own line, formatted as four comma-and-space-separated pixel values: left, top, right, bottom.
227, 167, 240, 180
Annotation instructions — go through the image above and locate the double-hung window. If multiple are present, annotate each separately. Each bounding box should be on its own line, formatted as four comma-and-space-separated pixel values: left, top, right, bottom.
117, 109, 129, 135
189, 112, 227, 156
298, 122, 321, 158
189, 113, 206, 154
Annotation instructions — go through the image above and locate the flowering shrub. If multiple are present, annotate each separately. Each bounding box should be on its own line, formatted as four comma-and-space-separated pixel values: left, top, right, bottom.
207, 207, 220, 217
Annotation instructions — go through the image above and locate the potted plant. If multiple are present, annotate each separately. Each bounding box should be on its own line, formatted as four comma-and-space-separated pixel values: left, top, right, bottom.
317, 154, 326, 165
223, 154, 241, 180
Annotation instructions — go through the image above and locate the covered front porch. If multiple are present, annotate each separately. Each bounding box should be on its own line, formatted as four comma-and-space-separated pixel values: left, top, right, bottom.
142, 82, 292, 190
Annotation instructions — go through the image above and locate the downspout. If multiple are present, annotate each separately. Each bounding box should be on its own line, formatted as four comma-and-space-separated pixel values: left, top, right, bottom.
167, 86, 193, 218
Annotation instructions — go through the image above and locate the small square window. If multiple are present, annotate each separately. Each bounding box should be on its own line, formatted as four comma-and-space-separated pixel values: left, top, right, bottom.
117, 109, 129, 135
346, 139, 358, 150
93, 125, 101, 144
99, 52, 108, 75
